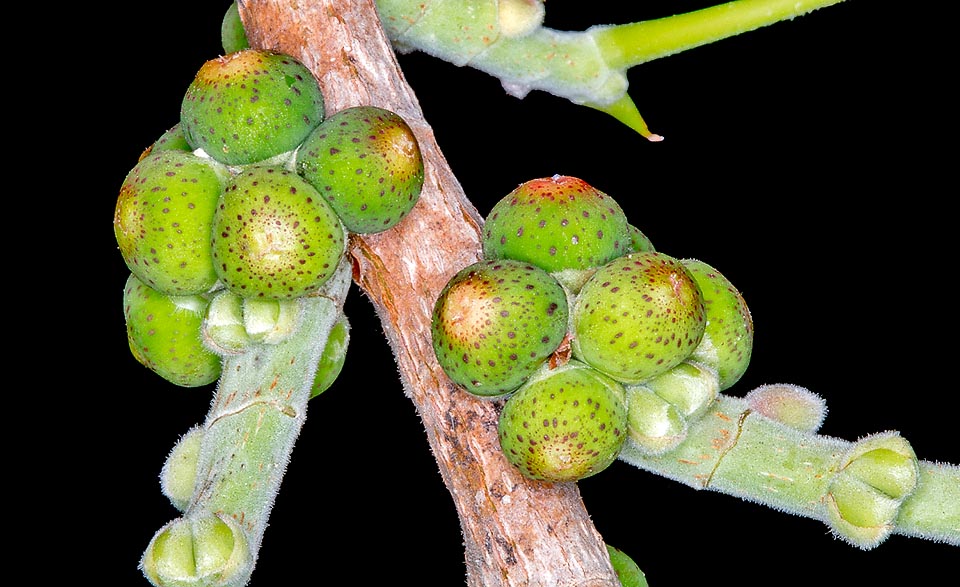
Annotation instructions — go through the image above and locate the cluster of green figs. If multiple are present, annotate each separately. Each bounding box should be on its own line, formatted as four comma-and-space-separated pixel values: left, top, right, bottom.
114, 48, 424, 389
431, 175, 754, 482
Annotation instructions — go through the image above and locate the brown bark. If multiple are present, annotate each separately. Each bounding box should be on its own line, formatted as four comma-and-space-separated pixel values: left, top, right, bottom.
236, 1, 618, 586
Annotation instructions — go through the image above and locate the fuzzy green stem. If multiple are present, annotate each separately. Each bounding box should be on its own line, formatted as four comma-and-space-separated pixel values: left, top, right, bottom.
142, 259, 353, 586
618, 394, 960, 548
377, 0, 848, 138
594, 0, 847, 70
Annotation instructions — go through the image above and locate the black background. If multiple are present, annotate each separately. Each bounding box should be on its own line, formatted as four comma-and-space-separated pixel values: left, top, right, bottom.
75, 1, 956, 585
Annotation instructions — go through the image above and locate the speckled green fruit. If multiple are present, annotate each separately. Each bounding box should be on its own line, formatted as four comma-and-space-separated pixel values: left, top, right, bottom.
180, 49, 324, 166
221, 1, 249, 54
211, 165, 346, 300
114, 150, 228, 296
310, 316, 350, 398
123, 273, 221, 387
627, 224, 655, 253
572, 252, 706, 384
431, 259, 569, 397
482, 175, 632, 275
296, 105, 424, 234
606, 545, 649, 587
681, 258, 753, 390
148, 124, 192, 155
498, 360, 627, 482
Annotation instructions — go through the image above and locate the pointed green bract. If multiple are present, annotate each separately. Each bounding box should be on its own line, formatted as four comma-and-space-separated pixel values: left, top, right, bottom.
114, 150, 227, 296
180, 49, 324, 166
212, 166, 346, 300
296, 105, 424, 234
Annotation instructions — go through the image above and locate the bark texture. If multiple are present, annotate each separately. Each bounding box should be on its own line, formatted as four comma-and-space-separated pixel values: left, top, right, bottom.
237, 1, 619, 586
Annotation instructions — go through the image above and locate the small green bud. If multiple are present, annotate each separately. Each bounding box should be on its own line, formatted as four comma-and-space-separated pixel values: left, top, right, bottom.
497, 0, 545, 38
840, 432, 919, 500
242, 298, 301, 344
827, 474, 899, 548
141, 512, 251, 587
161, 427, 203, 512
744, 383, 827, 433
202, 290, 252, 355
826, 432, 919, 549
624, 385, 687, 455
644, 360, 719, 421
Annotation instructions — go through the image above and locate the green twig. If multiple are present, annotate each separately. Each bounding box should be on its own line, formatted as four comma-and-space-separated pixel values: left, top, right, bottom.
618, 393, 960, 548
377, 0, 847, 139
141, 259, 353, 587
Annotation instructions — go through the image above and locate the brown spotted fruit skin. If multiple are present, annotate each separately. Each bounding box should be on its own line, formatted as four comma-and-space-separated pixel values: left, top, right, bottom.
211, 165, 346, 300
123, 273, 221, 388
682, 258, 754, 390
431, 259, 569, 398
498, 360, 628, 482
572, 251, 707, 385
180, 49, 325, 166
482, 175, 633, 276
296, 106, 424, 234
114, 149, 228, 296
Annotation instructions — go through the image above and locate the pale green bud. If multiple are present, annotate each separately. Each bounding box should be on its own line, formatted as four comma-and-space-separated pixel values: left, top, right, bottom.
242, 298, 301, 344
744, 383, 827, 433
644, 360, 719, 420
141, 512, 251, 587
498, 0, 545, 38
826, 432, 919, 549
202, 290, 251, 355
161, 427, 203, 511
625, 385, 687, 455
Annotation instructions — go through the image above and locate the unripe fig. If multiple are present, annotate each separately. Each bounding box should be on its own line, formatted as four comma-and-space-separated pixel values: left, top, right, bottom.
212, 165, 346, 300
180, 49, 325, 166
482, 175, 632, 290
123, 273, 221, 387
148, 124, 192, 155
498, 360, 627, 482
114, 150, 228, 296
431, 259, 569, 397
221, 1, 249, 54
627, 224, 655, 253
572, 251, 706, 384
682, 258, 753, 390
296, 105, 424, 234
310, 316, 350, 398
607, 545, 649, 587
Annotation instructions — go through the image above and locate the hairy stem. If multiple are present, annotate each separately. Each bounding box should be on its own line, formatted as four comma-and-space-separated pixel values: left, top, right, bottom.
376, 0, 847, 138
141, 260, 353, 586
618, 394, 960, 548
